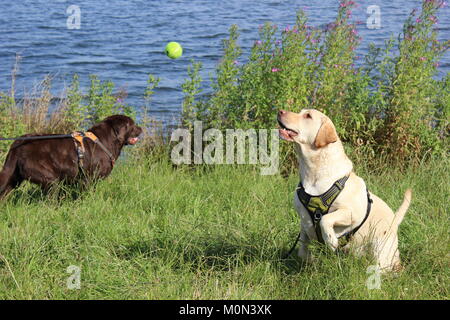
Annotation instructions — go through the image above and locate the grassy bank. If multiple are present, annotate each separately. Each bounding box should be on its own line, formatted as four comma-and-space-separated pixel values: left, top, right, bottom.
0, 155, 448, 299
0, 0, 447, 300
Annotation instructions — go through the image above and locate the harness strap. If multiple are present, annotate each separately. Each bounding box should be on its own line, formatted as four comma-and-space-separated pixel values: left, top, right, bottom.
85, 131, 116, 165
0, 134, 73, 141
342, 189, 373, 241
297, 175, 350, 243
71, 131, 115, 168
284, 176, 373, 258
72, 132, 87, 167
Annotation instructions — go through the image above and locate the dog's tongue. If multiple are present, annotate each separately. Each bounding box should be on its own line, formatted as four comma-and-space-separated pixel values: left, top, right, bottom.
128, 137, 139, 145
279, 129, 294, 141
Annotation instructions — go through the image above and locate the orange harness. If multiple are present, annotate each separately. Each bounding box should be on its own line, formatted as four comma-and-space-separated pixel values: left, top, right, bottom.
71, 131, 115, 168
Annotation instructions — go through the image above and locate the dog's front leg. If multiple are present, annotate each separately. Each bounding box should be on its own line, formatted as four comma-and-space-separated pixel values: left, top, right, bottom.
320, 209, 352, 251
298, 227, 312, 262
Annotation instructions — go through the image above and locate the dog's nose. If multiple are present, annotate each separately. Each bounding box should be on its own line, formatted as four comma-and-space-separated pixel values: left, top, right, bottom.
278, 110, 287, 116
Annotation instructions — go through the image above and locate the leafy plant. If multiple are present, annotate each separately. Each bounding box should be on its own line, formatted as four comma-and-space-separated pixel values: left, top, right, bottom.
180, 0, 449, 167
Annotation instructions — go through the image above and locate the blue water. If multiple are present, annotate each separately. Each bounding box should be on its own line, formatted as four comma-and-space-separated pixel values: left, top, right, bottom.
0, 0, 448, 122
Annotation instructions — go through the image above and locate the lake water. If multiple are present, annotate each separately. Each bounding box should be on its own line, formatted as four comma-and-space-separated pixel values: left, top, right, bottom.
0, 0, 448, 123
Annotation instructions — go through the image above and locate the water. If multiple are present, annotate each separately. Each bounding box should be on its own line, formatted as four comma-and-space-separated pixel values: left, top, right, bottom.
0, 0, 448, 123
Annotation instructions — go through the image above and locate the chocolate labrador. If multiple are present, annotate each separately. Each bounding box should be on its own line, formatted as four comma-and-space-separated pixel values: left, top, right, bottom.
0, 115, 142, 198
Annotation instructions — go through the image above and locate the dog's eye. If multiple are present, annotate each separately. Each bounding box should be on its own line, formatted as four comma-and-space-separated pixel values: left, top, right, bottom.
304, 113, 312, 119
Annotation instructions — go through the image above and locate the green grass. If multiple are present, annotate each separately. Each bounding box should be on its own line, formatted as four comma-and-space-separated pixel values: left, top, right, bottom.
0, 155, 448, 299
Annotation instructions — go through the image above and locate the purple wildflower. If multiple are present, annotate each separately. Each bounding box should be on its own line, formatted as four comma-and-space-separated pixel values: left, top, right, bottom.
340, 1, 355, 8
420, 57, 427, 61
271, 68, 280, 72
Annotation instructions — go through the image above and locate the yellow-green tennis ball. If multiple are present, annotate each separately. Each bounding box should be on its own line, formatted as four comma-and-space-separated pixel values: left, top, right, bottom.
165, 42, 183, 59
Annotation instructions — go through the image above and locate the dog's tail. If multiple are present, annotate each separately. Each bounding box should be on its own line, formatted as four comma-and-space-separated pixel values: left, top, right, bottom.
0, 150, 18, 198
392, 189, 412, 227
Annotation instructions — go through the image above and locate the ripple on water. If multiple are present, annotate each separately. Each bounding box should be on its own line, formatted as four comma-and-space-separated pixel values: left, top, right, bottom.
0, 0, 448, 120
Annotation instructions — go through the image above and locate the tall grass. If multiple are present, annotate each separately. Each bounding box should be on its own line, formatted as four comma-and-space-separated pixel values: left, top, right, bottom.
0, 0, 448, 300
0, 157, 448, 299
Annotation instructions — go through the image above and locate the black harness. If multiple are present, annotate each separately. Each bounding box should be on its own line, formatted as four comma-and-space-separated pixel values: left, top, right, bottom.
285, 175, 373, 257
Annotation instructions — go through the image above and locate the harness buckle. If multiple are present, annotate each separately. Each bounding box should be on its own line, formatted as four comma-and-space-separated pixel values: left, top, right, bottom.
314, 211, 322, 222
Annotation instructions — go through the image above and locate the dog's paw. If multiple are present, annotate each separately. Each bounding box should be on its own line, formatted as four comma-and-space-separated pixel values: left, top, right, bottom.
322, 232, 339, 252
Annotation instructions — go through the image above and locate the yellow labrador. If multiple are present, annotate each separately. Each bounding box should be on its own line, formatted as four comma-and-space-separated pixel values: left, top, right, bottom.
278, 109, 411, 272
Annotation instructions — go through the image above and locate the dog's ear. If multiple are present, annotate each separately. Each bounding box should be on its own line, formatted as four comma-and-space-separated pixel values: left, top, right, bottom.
103, 117, 129, 144
314, 118, 338, 148
115, 121, 130, 144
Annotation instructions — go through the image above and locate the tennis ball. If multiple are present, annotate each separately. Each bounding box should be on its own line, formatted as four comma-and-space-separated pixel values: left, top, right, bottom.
165, 42, 183, 59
